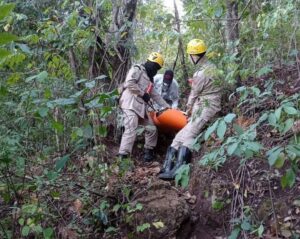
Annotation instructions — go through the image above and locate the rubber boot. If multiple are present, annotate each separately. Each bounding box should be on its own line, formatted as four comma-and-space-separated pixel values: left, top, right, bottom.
118, 154, 129, 160
158, 147, 177, 177
144, 148, 155, 162
159, 146, 192, 180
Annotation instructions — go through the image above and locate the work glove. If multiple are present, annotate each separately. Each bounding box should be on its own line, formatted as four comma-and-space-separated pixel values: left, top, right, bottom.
142, 92, 151, 103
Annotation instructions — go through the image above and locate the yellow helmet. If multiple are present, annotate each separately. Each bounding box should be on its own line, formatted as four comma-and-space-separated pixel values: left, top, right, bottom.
187, 39, 207, 55
147, 52, 164, 67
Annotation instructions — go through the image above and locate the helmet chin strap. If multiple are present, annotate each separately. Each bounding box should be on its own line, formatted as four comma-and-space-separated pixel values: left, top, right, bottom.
190, 54, 203, 65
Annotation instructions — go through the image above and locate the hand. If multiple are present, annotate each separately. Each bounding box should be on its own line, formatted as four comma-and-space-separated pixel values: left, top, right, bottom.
186, 107, 192, 117
142, 92, 151, 103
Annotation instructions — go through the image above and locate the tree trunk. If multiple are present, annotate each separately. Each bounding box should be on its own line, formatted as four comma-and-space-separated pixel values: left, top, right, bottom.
107, 0, 138, 88
173, 0, 189, 82
226, 0, 241, 87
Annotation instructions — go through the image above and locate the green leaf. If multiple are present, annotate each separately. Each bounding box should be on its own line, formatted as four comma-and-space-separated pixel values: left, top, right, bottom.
175, 164, 190, 188
268, 113, 277, 126
46, 170, 58, 181
85, 80, 95, 89
212, 200, 224, 211
26, 71, 48, 83
18, 218, 24, 226
283, 106, 298, 115
275, 107, 282, 120
274, 153, 285, 169
267, 146, 283, 166
224, 113, 236, 123
228, 227, 240, 239
227, 142, 239, 155
283, 118, 294, 134
43, 227, 54, 239
0, 32, 18, 45
0, 48, 11, 59
52, 98, 76, 106
83, 125, 93, 138
256, 66, 272, 77
244, 141, 262, 152
51, 121, 64, 133
135, 203, 143, 211
21, 226, 30, 237
0, 3, 15, 21
233, 123, 244, 135
258, 224, 264, 237
281, 168, 296, 189
112, 204, 121, 212
16, 43, 31, 54
241, 220, 252, 231
204, 120, 219, 140
217, 120, 227, 139
105, 227, 118, 233
137, 223, 150, 232
98, 125, 107, 137
55, 155, 70, 171
38, 107, 49, 118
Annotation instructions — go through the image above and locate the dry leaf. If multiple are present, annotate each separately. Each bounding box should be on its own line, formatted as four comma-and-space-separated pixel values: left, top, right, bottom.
280, 228, 292, 238
152, 221, 164, 229
73, 199, 83, 215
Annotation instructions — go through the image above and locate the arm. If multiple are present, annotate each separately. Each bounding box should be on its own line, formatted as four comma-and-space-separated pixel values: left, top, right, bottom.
171, 81, 179, 108
124, 67, 144, 96
186, 72, 207, 110
150, 88, 169, 108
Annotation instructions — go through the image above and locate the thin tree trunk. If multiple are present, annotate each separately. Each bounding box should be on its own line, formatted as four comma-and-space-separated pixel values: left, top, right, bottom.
226, 0, 241, 87
107, 0, 138, 87
174, 0, 189, 81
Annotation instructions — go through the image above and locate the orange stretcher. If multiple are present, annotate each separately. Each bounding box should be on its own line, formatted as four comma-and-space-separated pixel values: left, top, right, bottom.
149, 109, 188, 133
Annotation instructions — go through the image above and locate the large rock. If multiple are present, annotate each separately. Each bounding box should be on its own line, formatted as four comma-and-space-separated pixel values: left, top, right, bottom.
129, 180, 190, 239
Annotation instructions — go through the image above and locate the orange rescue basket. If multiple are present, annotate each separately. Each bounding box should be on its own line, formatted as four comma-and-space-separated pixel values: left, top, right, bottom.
149, 109, 188, 133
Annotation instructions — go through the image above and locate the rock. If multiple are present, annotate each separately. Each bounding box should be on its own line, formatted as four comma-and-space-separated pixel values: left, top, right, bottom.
129, 180, 190, 239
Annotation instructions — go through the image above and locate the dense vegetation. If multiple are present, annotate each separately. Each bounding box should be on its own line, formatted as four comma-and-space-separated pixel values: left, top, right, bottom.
0, 0, 299, 238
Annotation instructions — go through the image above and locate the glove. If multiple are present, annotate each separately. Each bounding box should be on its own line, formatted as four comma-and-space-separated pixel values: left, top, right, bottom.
142, 93, 151, 103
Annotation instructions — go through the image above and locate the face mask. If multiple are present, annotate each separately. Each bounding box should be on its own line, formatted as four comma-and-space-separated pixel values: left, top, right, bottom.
189, 55, 201, 65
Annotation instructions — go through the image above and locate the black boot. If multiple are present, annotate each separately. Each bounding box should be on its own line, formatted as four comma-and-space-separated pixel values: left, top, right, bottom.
158, 147, 177, 178
118, 154, 129, 160
144, 148, 155, 162
159, 146, 192, 180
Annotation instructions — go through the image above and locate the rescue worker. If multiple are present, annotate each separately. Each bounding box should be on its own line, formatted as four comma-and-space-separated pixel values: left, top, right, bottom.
153, 70, 179, 108
118, 52, 170, 162
159, 39, 222, 179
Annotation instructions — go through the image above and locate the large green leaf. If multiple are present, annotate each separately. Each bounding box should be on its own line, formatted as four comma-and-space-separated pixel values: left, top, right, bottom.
227, 142, 239, 155
228, 227, 240, 239
275, 107, 282, 120
204, 119, 219, 140
268, 113, 277, 126
0, 32, 18, 45
0, 3, 15, 21
55, 155, 70, 171
283, 106, 298, 115
281, 168, 296, 189
267, 146, 283, 166
282, 118, 294, 134
217, 120, 227, 139
0, 48, 11, 59
224, 113, 236, 123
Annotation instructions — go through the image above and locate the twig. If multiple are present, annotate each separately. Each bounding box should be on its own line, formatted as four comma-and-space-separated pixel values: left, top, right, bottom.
267, 170, 279, 238
74, 183, 115, 199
